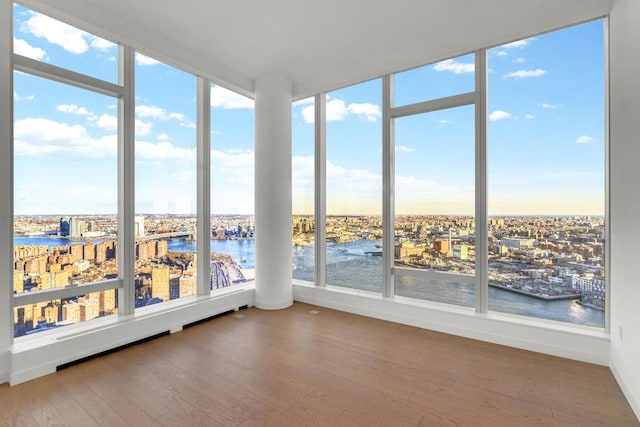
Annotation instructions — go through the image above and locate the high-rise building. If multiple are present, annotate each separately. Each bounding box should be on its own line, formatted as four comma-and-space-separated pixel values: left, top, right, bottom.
151, 266, 170, 301
134, 216, 145, 236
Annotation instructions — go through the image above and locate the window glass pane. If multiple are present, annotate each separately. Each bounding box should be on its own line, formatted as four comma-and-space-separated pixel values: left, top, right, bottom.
14, 290, 118, 338
292, 98, 315, 282
210, 84, 255, 290
14, 72, 118, 299
135, 55, 197, 307
394, 105, 475, 307
13, 4, 118, 83
487, 21, 605, 327
326, 80, 382, 293
394, 53, 474, 106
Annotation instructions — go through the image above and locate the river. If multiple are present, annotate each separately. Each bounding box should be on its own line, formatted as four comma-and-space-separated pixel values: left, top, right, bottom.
14, 236, 604, 327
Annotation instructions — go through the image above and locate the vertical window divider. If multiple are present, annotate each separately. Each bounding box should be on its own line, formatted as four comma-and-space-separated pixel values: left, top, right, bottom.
197, 77, 211, 296
315, 93, 327, 286
118, 45, 135, 315
382, 75, 395, 298
2, 0, 14, 344
603, 17, 611, 334
475, 49, 488, 313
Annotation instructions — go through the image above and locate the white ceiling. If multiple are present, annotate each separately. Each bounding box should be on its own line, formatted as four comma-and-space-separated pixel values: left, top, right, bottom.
22, 0, 613, 100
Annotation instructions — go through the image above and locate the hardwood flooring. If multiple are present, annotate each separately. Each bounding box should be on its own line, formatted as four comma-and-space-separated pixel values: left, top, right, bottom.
0, 302, 637, 426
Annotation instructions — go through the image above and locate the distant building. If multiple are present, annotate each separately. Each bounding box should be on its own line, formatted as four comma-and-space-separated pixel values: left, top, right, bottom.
135, 216, 145, 236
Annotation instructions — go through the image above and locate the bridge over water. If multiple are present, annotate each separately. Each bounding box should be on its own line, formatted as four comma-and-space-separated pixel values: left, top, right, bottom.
135, 231, 194, 242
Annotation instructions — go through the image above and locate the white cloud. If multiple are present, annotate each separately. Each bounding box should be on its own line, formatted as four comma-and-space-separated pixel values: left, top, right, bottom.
56, 104, 92, 115
541, 103, 559, 109
157, 133, 171, 141
210, 85, 254, 109
14, 92, 35, 101
21, 11, 115, 56
135, 119, 154, 136
496, 51, 508, 57
14, 117, 117, 158
13, 37, 46, 60
433, 59, 475, 74
327, 99, 348, 121
396, 145, 415, 153
500, 38, 533, 49
347, 102, 381, 122
135, 140, 195, 161
90, 37, 116, 50
576, 135, 594, 144
107, 104, 117, 110
504, 69, 547, 79
439, 119, 454, 124
301, 98, 381, 123
22, 12, 89, 54
135, 52, 160, 66
135, 105, 194, 128
96, 114, 118, 131
525, 114, 535, 120
301, 104, 315, 123
489, 110, 513, 121
514, 57, 525, 63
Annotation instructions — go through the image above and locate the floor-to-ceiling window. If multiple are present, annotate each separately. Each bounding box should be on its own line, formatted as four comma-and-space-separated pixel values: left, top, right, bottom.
302, 20, 606, 327
292, 97, 315, 283
487, 21, 606, 327
12, 4, 120, 336
325, 80, 383, 293
134, 53, 197, 307
392, 54, 476, 307
209, 83, 255, 290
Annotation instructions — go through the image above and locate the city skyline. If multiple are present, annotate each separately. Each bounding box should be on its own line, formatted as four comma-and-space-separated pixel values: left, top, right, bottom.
13, 5, 604, 217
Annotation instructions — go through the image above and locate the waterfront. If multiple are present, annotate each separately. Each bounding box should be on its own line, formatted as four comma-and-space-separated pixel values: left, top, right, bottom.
14, 235, 604, 327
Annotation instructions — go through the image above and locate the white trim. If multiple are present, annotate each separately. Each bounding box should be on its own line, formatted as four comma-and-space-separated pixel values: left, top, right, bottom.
1, 0, 13, 367
314, 93, 327, 286
611, 359, 640, 423
475, 50, 488, 313
13, 54, 123, 98
293, 283, 610, 366
197, 77, 211, 296
393, 266, 475, 284
118, 45, 135, 315
382, 75, 395, 298
13, 279, 121, 307
603, 16, 611, 333
389, 92, 475, 118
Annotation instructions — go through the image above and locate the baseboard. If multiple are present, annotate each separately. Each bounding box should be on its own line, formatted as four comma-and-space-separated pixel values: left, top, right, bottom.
293, 283, 610, 366
611, 359, 640, 423
10, 287, 254, 385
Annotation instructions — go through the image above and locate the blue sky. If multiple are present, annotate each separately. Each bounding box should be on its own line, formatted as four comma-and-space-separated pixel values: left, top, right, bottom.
12, 4, 604, 217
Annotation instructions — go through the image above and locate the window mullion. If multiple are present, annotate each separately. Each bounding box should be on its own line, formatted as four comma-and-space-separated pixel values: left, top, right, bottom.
197, 77, 211, 296
314, 93, 327, 286
383, 75, 395, 298
2, 0, 14, 346
118, 45, 135, 315
475, 49, 488, 313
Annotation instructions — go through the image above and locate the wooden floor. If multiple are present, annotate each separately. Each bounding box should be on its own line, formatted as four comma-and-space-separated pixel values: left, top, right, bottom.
0, 302, 637, 427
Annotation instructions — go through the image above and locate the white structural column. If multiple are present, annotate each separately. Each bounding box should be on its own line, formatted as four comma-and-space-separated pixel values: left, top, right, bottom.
254, 75, 293, 309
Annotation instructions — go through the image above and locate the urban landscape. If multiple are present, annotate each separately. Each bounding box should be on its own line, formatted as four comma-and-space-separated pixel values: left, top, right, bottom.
12, 213, 605, 336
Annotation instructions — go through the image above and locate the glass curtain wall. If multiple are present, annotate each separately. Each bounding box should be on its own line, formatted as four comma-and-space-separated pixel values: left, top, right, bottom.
325, 80, 383, 293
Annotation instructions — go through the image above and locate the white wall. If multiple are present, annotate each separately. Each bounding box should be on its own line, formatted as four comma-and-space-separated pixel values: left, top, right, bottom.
609, 0, 640, 419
